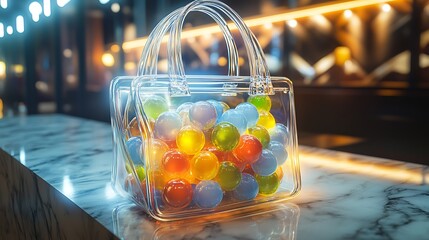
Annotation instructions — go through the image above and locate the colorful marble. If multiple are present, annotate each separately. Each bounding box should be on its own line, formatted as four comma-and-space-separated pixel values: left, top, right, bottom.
233, 135, 263, 164
235, 102, 259, 127
154, 111, 182, 142
162, 149, 190, 174
247, 95, 272, 111
215, 161, 242, 191
255, 173, 280, 195
142, 95, 169, 120
191, 151, 219, 180
189, 101, 217, 130
257, 110, 276, 130
269, 123, 289, 146
211, 122, 240, 151
148, 139, 169, 170
193, 180, 223, 209
126, 137, 143, 164
163, 179, 193, 208
247, 125, 270, 148
218, 109, 248, 134
232, 173, 259, 201
268, 141, 288, 165
176, 126, 205, 155
251, 149, 278, 176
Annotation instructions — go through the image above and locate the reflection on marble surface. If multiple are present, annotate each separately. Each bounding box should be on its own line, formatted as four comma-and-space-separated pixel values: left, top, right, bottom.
294, 147, 429, 240
0, 115, 428, 239
113, 203, 299, 240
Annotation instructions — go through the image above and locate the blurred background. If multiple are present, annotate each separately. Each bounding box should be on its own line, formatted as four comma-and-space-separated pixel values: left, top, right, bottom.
0, 0, 428, 164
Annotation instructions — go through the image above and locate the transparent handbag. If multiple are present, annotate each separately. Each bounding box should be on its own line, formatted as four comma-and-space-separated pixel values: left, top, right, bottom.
110, 0, 301, 221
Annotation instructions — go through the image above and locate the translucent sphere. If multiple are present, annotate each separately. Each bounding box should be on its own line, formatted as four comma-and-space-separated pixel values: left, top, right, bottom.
269, 123, 289, 146
218, 109, 248, 134
163, 178, 193, 208
176, 126, 205, 155
224, 152, 246, 171
194, 180, 223, 209
255, 173, 280, 195
275, 167, 284, 182
126, 137, 143, 164
205, 146, 227, 162
191, 151, 220, 180
148, 139, 169, 170
268, 141, 288, 165
233, 173, 259, 201
176, 102, 193, 113
127, 117, 141, 137
215, 161, 242, 191
251, 149, 277, 176
135, 165, 146, 181
143, 95, 169, 120
232, 135, 263, 164
257, 110, 276, 129
211, 122, 240, 151
247, 95, 272, 111
176, 102, 193, 126
154, 111, 182, 142
189, 101, 217, 130
235, 102, 259, 127
162, 149, 190, 174
247, 125, 270, 148
207, 100, 224, 123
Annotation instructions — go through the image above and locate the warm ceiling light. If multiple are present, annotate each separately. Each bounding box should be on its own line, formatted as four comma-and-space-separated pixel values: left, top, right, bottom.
263, 22, 273, 29
287, 19, 298, 28
102, 53, 115, 67
110, 44, 120, 53
13, 64, 24, 74
123, 0, 396, 51
382, 3, 391, 12
217, 57, 227, 67
343, 9, 353, 18
0, 61, 6, 78
111, 3, 120, 13
124, 62, 136, 71
63, 49, 72, 58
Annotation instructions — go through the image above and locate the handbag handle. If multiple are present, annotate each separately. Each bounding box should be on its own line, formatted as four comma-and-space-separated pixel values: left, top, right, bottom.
137, 6, 239, 78
168, 0, 273, 96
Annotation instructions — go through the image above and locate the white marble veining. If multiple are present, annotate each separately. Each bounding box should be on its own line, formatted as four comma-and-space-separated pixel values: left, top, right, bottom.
0, 114, 428, 239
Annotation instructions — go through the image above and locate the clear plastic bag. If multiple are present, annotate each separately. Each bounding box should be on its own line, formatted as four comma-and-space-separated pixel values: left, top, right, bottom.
110, 0, 301, 221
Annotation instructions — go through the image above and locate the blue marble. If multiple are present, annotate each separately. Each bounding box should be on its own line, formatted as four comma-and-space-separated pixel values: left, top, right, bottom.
1, 114, 428, 239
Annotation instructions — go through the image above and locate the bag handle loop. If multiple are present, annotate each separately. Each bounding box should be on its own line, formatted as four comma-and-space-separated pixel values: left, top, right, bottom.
137, 6, 239, 78
168, 0, 273, 96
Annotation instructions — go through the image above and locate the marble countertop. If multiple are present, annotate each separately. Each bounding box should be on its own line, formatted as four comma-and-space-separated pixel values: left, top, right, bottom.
0, 114, 428, 239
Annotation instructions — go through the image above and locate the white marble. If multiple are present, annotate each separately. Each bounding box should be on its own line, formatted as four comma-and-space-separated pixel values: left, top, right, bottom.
0, 114, 428, 239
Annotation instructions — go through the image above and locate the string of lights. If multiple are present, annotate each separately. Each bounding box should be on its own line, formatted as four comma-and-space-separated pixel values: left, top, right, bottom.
0, 0, 71, 39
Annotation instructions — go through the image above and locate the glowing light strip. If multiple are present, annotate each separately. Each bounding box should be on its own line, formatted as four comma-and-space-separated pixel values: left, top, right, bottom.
0, 0, 7, 9
16, 16, 24, 33
0, 23, 4, 38
300, 148, 424, 185
123, 0, 399, 51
